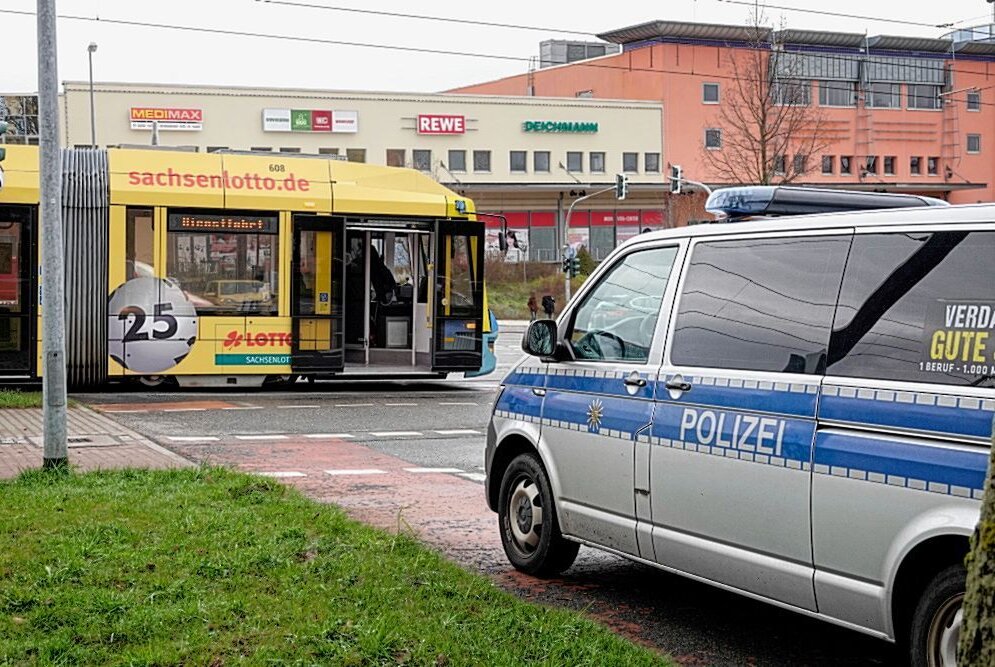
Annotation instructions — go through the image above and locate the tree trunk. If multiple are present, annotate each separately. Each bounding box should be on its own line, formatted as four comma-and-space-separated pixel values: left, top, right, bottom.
958, 416, 995, 665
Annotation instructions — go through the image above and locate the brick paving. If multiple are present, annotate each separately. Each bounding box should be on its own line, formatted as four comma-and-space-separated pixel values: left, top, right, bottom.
0, 406, 192, 479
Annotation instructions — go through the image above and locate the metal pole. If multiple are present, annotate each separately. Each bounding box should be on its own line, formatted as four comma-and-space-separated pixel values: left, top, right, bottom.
561, 186, 614, 303
87, 42, 96, 146
38, 0, 68, 468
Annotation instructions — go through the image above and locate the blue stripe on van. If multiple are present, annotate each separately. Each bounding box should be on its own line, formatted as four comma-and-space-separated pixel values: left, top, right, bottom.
543, 391, 653, 437
502, 369, 546, 388
819, 393, 994, 441
496, 386, 543, 419
814, 431, 988, 491
656, 376, 818, 418
544, 372, 654, 400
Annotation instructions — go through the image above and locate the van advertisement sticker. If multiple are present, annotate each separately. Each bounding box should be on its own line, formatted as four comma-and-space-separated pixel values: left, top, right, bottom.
921, 301, 994, 378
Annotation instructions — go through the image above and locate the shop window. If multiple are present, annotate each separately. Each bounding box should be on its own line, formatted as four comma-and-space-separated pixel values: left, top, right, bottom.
165, 211, 279, 316
126, 207, 155, 280
448, 150, 466, 172
412, 149, 431, 171
346, 148, 366, 163
473, 150, 491, 172
510, 151, 527, 173
622, 152, 639, 171
645, 153, 660, 173
534, 151, 550, 173
386, 149, 406, 167
566, 151, 583, 172
821, 155, 834, 175
910, 156, 922, 175
589, 151, 605, 173
702, 82, 720, 104
967, 134, 981, 154
704, 130, 721, 150
884, 156, 896, 175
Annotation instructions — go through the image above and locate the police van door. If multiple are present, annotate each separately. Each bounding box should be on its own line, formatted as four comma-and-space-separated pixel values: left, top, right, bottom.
290, 215, 345, 373
542, 242, 683, 559
651, 231, 851, 611
432, 219, 484, 372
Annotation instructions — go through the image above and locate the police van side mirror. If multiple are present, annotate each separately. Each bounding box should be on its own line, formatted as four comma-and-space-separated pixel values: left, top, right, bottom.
522, 320, 556, 357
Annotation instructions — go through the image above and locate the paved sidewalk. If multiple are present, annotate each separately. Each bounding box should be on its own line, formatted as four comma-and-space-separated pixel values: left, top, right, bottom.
0, 405, 192, 479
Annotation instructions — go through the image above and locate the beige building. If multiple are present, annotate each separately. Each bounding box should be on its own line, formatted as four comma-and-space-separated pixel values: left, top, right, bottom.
57, 82, 666, 260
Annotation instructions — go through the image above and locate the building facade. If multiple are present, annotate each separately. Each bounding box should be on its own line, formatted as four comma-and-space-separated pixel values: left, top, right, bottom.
453, 20, 995, 221
52, 83, 665, 261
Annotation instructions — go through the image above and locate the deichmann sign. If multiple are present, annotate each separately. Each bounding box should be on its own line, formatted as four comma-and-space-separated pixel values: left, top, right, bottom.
130, 107, 203, 131
417, 114, 466, 135
523, 120, 598, 133
262, 108, 358, 133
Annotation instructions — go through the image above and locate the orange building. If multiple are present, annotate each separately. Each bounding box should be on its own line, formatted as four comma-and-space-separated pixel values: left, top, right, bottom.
453, 20, 995, 225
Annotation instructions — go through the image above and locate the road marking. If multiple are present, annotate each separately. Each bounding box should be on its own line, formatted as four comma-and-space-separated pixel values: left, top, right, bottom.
305, 433, 355, 439
162, 408, 207, 412
223, 406, 264, 411
325, 468, 386, 476
167, 436, 219, 442
235, 434, 289, 441
404, 467, 466, 474
434, 429, 482, 436
458, 472, 487, 482
369, 430, 423, 437
258, 471, 306, 478
280, 405, 321, 409
102, 409, 149, 413
335, 403, 375, 407
438, 402, 479, 406
385, 402, 418, 406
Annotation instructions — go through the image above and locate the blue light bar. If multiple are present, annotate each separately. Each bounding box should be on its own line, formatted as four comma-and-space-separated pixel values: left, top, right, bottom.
705, 186, 948, 220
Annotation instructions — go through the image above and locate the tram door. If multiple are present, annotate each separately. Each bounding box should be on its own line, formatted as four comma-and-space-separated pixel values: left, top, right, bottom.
0, 206, 33, 374
433, 219, 484, 371
290, 216, 345, 372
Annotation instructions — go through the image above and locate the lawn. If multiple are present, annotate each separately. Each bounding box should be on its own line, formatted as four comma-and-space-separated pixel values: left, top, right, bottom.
487, 260, 587, 321
0, 389, 44, 409
0, 467, 670, 666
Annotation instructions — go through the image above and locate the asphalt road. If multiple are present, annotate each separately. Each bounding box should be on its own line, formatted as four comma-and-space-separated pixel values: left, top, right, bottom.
77, 331, 900, 666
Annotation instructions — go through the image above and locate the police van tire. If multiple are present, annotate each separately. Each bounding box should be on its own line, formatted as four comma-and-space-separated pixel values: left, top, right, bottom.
908, 563, 966, 667
498, 453, 579, 576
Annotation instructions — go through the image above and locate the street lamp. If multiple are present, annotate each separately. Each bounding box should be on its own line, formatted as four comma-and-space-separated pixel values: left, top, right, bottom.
87, 42, 97, 147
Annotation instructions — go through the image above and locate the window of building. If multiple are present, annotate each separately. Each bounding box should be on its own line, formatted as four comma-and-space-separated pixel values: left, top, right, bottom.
318, 147, 339, 156
473, 150, 491, 172
967, 134, 981, 154
773, 79, 811, 106
510, 150, 527, 173
818, 80, 857, 107
866, 82, 901, 109
589, 151, 606, 173
0, 95, 39, 145
386, 149, 406, 167
793, 154, 808, 174
908, 84, 941, 110
863, 156, 878, 175
773, 155, 786, 175
412, 149, 431, 171
567, 44, 586, 61
534, 150, 550, 173
702, 82, 720, 104
645, 152, 661, 173
827, 231, 995, 386
622, 152, 639, 171
279, 147, 301, 153
568, 247, 679, 362
928, 156, 939, 175
206, 146, 229, 153
704, 130, 722, 150
346, 148, 366, 163
671, 236, 850, 373
165, 211, 279, 317
821, 155, 834, 175
910, 156, 922, 175
967, 91, 981, 111
883, 156, 896, 175
447, 149, 466, 172
250, 147, 273, 152
566, 151, 583, 172
840, 156, 852, 175
575, 89, 594, 99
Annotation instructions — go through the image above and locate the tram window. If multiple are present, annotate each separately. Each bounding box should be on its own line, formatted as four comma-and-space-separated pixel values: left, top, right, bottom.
166, 212, 279, 316
126, 207, 155, 279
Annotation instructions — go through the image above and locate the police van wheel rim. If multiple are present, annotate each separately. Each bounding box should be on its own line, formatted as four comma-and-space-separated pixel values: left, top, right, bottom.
926, 593, 962, 667
508, 476, 543, 552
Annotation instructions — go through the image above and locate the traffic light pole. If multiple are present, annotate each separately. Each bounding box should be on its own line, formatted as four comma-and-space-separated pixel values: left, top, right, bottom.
561, 186, 614, 303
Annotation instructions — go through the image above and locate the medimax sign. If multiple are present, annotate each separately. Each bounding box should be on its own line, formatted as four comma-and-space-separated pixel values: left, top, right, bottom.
523, 120, 599, 133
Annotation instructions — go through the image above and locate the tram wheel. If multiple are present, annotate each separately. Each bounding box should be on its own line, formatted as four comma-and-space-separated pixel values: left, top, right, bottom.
133, 375, 176, 390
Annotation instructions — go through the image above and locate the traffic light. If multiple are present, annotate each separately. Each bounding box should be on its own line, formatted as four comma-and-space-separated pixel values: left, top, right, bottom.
562, 255, 571, 274
569, 257, 581, 277
670, 165, 682, 194
614, 173, 628, 200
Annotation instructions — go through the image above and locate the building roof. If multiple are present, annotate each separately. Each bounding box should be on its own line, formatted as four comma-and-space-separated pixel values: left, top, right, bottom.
597, 20, 771, 45
866, 35, 953, 53
775, 29, 867, 49
954, 40, 995, 55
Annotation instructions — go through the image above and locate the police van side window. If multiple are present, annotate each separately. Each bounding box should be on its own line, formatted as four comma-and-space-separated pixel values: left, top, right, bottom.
568, 246, 678, 362
828, 231, 995, 386
670, 236, 850, 374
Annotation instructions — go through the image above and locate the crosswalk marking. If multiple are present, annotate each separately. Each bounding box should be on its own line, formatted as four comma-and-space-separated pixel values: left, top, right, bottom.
325, 468, 386, 476
305, 433, 355, 439
434, 429, 482, 436
167, 436, 219, 442
404, 467, 466, 474
369, 430, 423, 437
258, 471, 306, 478
438, 402, 478, 406
235, 434, 289, 441
458, 472, 487, 482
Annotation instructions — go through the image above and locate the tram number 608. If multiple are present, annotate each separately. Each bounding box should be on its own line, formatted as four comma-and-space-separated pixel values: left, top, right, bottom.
268, 164, 286, 173
119, 303, 179, 342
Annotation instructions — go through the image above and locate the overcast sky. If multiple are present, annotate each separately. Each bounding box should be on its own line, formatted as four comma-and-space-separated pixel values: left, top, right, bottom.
3, 0, 994, 94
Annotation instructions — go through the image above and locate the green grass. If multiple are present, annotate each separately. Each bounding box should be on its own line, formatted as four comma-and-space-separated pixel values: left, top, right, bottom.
487, 263, 587, 321
0, 467, 670, 666
0, 390, 44, 409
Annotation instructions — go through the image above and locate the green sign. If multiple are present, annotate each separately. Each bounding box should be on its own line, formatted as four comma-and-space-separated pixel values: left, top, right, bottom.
523, 120, 599, 133
291, 110, 312, 132
215, 354, 291, 366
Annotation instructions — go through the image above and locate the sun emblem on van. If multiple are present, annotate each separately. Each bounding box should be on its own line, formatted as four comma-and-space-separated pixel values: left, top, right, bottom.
587, 398, 604, 432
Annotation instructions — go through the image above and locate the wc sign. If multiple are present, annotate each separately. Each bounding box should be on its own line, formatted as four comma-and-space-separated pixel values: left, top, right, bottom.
416, 114, 466, 135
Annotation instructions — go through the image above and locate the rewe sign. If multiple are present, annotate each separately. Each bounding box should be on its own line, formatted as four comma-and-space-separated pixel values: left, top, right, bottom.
417, 114, 466, 135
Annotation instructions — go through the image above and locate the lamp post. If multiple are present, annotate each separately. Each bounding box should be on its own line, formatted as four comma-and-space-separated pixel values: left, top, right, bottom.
87, 42, 97, 146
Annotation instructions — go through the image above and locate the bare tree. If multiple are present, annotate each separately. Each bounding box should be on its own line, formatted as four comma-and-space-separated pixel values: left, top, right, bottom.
703, 21, 832, 185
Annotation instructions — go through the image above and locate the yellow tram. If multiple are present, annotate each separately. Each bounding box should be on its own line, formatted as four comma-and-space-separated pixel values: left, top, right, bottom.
0, 145, 495, 387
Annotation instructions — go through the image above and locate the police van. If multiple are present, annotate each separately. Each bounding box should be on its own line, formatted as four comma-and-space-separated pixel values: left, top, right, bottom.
485, 186, 993, 666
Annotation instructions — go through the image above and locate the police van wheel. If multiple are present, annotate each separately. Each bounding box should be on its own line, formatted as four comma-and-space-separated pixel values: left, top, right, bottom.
498, 453, 579, 576
908, 563, 965, 667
